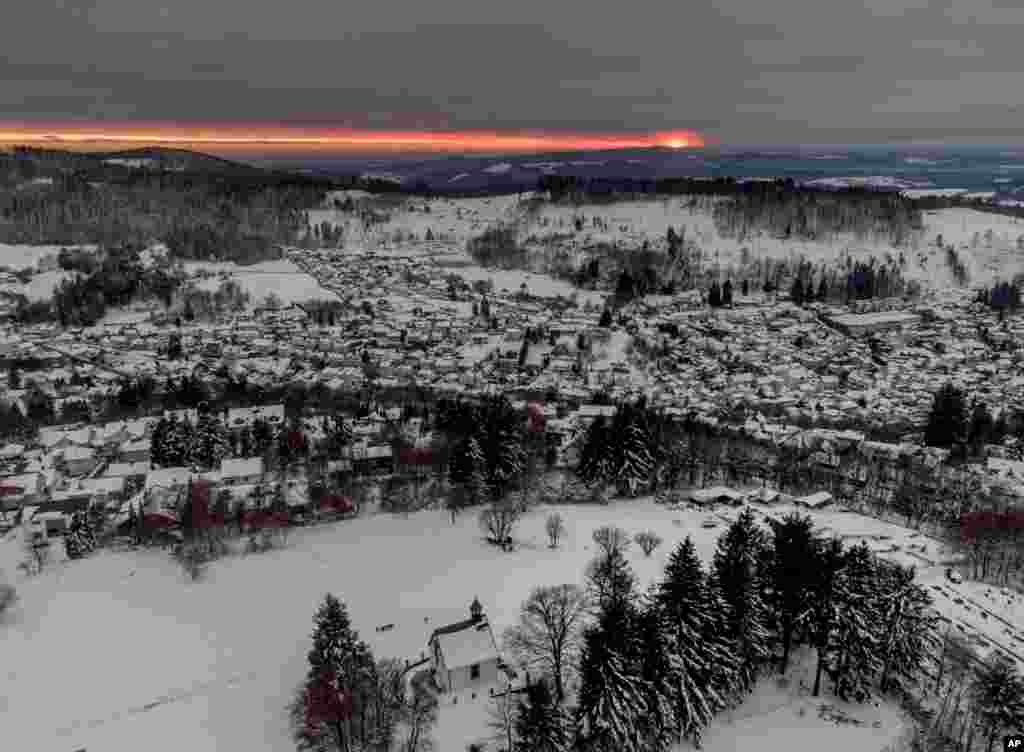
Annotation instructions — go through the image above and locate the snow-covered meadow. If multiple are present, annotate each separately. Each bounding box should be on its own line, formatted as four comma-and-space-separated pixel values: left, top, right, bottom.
189, 259, 339, 306
4, 497, 1003, 752
0, 243, 95, 271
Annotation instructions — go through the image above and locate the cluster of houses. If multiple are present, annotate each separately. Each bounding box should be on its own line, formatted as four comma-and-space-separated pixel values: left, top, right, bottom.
623, 289, 1024, 433
1, 237, 1022, 539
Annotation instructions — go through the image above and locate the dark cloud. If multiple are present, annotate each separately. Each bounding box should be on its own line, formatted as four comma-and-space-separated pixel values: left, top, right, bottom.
2, 0, 1023, 144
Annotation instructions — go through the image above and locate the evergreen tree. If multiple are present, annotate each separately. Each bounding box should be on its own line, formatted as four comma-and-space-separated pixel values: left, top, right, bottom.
616, 421, 653, 497
293, 594, 375, 752
574, 597, 649, 752
178, 485, 195, 542
924, 382, 968, 449
635, 602, 680, 751
133, 502, 145, 544
190, 413, 230, 470
64, 515, 85, 559
968, 401, 994, 454
515, 678, 568, 752
713, 510, 772, 693
808, 537, 844, 697
767, 513, 819, 674
969, 654, 1024, 752
166, 415, 193, 467
577, 417, 613, 487
321, 415, 353, 459
830, 542, 882, 701
655, 538, 737, 746
467, 436, 492, 505
599, 309, 612, 328
790, 276, 805, 306
708, 282, 722, 307
77, 512, 97, 551
876, 561, 940, 694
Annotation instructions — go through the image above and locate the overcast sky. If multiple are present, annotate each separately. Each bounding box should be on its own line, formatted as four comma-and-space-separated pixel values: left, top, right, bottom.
4, 0, 1024, 145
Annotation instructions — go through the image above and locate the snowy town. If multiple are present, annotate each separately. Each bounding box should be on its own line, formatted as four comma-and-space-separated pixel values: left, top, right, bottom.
1, 155, 1024, 752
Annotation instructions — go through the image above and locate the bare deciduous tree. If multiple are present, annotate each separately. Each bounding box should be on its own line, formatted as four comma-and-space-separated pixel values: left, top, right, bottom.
0, 581, 16, 617
479, 501, 521, 550
502, 584, 589, 703
592, 525, 630, 559
402, 672, 438, 752
484, 687, 517, 752
545, 513, 566, 549
634, 530, 664, 557
18, 535, 49, 577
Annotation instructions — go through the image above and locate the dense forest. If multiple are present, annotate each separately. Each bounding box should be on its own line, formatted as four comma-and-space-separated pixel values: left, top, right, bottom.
0, 147, 345, 264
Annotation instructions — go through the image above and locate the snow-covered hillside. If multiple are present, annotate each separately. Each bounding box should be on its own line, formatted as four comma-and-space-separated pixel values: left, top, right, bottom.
308, 193, 1024, 292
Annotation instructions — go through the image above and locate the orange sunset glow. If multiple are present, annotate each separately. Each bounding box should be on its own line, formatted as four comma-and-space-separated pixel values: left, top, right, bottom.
0, 123, 707, 154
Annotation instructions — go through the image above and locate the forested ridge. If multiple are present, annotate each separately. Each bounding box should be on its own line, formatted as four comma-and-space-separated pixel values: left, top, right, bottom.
0, 146, 348, 263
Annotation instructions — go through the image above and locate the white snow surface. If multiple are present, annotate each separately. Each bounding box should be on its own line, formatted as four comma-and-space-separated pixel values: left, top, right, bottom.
2, 498, 987, 752
482, 163, 513, 174
0, 243, 94, 271
0, 270, 75, 301
190, 259, 339, 305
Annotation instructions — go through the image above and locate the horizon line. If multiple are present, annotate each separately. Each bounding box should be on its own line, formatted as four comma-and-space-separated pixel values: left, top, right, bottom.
0, 123, 708, 154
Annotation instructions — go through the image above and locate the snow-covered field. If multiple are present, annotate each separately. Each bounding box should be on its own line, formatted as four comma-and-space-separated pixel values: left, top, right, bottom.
190, 259, 339, 305
0, 270, 75, 301
0, 243, 95, 271
308, 194, 524, 247
4, 497, 1005, 752
444, 263, 604, 304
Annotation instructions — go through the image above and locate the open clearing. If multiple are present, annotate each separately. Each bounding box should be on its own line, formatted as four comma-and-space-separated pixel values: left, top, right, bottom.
190, 259, 340, 306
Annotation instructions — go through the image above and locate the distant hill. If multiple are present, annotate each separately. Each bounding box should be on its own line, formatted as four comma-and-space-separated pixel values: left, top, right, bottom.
96, 147, 267, 175
1, 145, 351, 187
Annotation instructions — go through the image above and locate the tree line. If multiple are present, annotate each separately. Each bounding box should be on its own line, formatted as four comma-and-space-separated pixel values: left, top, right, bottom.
0, 146, 335, 263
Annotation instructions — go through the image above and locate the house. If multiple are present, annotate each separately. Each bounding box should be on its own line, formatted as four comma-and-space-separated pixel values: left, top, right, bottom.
27, 510, 68, 539
749, 487, 781, 505
576, 404, 617, 422
118, 439, 152, 464
103, 461, 150, 482
0, 472, 44, 508
796, 491, 834, 509
428, 598, 503, 694
689, 486, 744, 506
41, 488, 93, 515
350, 444, 394, 474
145, 466, 192, 493
826, 311, 920, 337
220, 457, 265, 486
62, 446, 97, 476
80, 476, 127, 505
226, 404, 286, 430
987, 457, 1024, 482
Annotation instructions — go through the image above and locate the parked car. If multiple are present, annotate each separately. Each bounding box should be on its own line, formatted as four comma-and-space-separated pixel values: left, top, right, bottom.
946, 568, 963, 584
